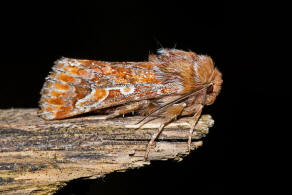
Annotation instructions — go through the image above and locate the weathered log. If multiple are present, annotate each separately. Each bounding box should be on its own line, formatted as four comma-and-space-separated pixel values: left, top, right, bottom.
0, 108, 214, 194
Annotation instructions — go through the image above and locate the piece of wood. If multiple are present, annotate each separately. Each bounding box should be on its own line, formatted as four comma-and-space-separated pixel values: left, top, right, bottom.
0, 108, 214, 195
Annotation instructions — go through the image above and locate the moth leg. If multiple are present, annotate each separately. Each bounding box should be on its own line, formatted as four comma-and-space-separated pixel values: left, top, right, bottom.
144, 102, 186, 160
187, 104, 203, 152
103, 100, 150, 119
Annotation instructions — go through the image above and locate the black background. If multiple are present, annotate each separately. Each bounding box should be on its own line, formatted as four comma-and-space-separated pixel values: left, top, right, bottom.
0, 1, 288, 194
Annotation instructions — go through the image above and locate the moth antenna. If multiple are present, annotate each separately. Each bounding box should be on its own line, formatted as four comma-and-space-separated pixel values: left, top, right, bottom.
135, 117, 157, 129
173, 42, 177, 49
153, 37, 164, 49
136, 84, 211, 124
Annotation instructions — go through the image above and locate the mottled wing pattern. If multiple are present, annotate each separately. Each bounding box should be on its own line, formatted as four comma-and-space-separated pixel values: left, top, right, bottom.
39, 58, 178, 120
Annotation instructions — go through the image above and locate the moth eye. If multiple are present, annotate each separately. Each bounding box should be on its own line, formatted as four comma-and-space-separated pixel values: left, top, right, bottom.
207, 85, 213, 94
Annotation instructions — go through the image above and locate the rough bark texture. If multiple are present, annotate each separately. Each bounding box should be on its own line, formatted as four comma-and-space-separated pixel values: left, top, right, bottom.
0, 108, 214, 195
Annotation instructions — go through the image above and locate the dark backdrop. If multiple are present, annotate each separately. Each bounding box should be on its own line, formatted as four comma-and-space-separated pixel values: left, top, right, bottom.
1, 1, 287, 195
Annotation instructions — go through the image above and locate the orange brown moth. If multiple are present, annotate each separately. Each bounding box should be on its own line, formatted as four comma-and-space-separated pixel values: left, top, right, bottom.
38, 49, 222, 159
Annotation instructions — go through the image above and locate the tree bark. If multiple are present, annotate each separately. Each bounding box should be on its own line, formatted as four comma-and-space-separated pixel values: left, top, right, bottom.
0, 108, 214, 195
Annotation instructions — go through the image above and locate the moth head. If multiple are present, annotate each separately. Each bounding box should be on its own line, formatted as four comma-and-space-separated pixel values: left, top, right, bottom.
205, 66, 222, 105
193, 55, 222, 105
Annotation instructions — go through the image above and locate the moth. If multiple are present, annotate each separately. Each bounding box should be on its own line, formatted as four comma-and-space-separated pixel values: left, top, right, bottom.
39, 49, 222, 159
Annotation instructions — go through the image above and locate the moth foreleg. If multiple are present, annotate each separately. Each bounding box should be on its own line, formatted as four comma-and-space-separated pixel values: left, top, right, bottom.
187, 104, 203, 152
144, 102, 186, 160
103, 100, 150, 119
